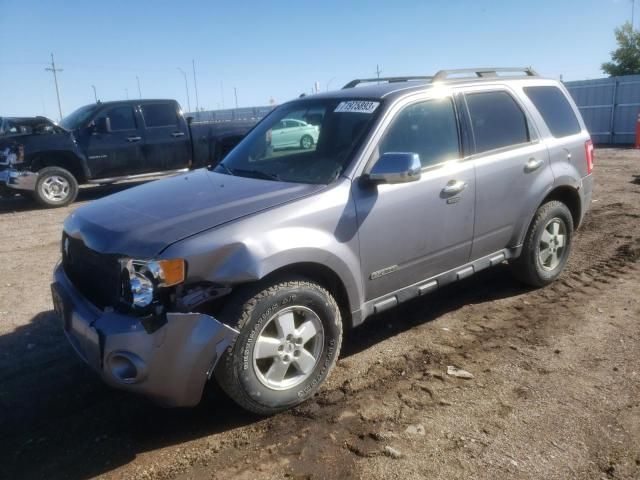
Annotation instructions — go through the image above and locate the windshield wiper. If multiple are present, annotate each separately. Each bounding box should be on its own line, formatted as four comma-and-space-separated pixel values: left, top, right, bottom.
230, 168, 281, 181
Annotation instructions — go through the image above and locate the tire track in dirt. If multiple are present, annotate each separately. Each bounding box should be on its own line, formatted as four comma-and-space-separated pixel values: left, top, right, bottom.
2, 151, 640, 479
162, 208, 640, 480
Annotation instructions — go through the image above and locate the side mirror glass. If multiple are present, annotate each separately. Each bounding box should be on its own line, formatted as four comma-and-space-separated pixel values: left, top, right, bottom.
366, 152, 422, 184
95, 116, 111, 134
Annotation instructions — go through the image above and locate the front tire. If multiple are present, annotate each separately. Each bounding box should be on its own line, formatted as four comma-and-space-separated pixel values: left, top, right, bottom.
215, 277, 342, 415
300, 135, 314, 150
34, 166, 78, 207
510, 200, 574, 287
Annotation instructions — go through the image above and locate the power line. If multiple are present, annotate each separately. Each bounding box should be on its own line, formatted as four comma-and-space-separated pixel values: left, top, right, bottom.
45, 53, 63, 121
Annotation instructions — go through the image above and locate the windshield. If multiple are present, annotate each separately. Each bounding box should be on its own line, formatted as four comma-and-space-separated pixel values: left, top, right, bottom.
59, 104, 97, 130
214, 99, 382, 184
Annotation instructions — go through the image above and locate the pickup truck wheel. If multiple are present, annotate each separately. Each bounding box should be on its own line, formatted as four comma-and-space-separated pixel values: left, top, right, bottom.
300, 135, 314, 150
34, 167, 78, 207
510, 200, 574, 287
215, 277, 342, 415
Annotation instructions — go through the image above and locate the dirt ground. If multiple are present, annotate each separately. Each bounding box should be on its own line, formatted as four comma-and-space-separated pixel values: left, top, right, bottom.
1, 149, 639, 480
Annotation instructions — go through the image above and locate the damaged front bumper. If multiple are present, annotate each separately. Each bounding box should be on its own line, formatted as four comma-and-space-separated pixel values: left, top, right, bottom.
0, 167, 38, 192
51, 265, 239, 407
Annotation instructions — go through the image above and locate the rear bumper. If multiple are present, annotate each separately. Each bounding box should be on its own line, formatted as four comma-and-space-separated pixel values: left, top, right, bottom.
52, 265, 239, 407
0, 167, 38, 192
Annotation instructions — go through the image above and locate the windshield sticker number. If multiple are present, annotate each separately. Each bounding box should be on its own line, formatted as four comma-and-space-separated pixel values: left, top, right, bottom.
334, 101, 380, 114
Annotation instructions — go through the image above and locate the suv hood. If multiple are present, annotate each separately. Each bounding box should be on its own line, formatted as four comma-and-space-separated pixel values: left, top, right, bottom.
64, 169, 325, 257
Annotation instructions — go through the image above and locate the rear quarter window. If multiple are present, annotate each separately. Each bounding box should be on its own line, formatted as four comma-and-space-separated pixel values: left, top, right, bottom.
523, 86, 581, 138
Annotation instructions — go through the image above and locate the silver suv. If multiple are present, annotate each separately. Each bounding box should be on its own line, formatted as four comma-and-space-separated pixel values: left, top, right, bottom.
52, 67, 593, 413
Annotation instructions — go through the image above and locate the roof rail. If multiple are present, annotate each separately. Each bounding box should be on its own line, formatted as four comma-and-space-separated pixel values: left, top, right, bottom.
432, 67, 538, 82
342, 76, 432, 89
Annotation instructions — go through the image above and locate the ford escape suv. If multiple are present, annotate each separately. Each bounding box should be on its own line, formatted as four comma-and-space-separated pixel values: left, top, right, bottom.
51, 67, 593, 414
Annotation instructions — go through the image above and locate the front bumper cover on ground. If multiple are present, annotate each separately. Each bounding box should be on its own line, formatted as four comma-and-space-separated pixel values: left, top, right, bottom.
52, 265, 239, 407
0, 167, 38, 192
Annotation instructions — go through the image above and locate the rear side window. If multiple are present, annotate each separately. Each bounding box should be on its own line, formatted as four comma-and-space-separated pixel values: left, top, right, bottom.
466, 91, 529, 153
380, 98, 460, 167
524, 86, 581, 138
141, 103, 178, 127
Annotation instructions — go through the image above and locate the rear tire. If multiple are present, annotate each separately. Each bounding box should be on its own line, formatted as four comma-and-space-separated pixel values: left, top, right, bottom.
215, 276, 342, 415
510, 200, 574, 287
34, 166, 78, 207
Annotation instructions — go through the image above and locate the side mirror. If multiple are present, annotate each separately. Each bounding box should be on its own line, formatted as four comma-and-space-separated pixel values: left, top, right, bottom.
366, 152, 422, 184
95, 116, 111, 134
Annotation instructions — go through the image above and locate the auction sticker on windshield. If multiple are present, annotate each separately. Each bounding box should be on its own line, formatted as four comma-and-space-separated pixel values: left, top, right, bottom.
334, 101, 380, 114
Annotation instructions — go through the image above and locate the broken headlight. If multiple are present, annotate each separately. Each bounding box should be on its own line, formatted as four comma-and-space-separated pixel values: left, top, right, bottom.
5, 144, 25, 166
121, 259, 186, 309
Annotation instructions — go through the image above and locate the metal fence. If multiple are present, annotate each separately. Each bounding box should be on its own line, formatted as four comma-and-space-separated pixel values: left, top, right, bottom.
187, 105, 274, 123
565, 74, 640, 145
185, 79, 640, 144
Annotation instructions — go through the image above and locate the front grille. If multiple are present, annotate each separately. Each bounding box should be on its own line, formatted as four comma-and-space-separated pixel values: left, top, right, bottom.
62, 233, 122, 309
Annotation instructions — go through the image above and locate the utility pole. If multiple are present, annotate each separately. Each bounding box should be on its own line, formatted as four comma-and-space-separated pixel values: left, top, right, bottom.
177, 68, 191, 112
234, 87, 238, 108
375, 64, 382, 83
45, 53, 63, 120
220, 80, 225, 109
136, 76, 142, 99
192, 59, 200, 111
125, 88, 129, 100
91, 85, 98, 103
632, 0, 636, 30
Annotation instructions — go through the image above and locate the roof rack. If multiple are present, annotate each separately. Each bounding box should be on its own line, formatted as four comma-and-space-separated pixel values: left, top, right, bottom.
342, 76, 432, 89
432, 67, 538, 82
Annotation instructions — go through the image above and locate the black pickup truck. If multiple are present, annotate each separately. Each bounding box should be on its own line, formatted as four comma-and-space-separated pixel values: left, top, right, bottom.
0, 100, 256, 206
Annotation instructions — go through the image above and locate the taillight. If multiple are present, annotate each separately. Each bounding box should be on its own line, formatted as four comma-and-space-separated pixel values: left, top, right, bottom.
585, 139, 594, 174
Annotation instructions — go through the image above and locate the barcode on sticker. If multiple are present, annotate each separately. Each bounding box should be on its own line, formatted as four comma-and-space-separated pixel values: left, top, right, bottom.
334, 101, 380, 114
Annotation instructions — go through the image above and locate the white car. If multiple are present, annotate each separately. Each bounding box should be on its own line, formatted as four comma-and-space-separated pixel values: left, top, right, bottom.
270, 118, 319, 150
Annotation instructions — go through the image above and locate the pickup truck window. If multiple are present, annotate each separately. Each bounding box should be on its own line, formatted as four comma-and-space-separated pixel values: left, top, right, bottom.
141, 104, 178, 128
59, 104, 98, 130
215, 99, 381, 184
96, 106, 137, 131
380, 98, 460, 168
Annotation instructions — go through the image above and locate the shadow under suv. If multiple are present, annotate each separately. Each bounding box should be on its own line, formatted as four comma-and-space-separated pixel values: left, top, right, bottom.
51, 67, 594, 414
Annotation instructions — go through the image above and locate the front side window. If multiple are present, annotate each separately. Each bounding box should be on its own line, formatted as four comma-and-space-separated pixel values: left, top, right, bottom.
379, 98, 460, 167
466, 91, 530, 153
96, 106, 137, 131
215, 99, 381, 184
141, 103, 178, 127
524, 86, 581, 138
59, 104, 98, 130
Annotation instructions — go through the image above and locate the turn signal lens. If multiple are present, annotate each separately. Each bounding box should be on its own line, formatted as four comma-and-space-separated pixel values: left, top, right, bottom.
157, 259, 185, 287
